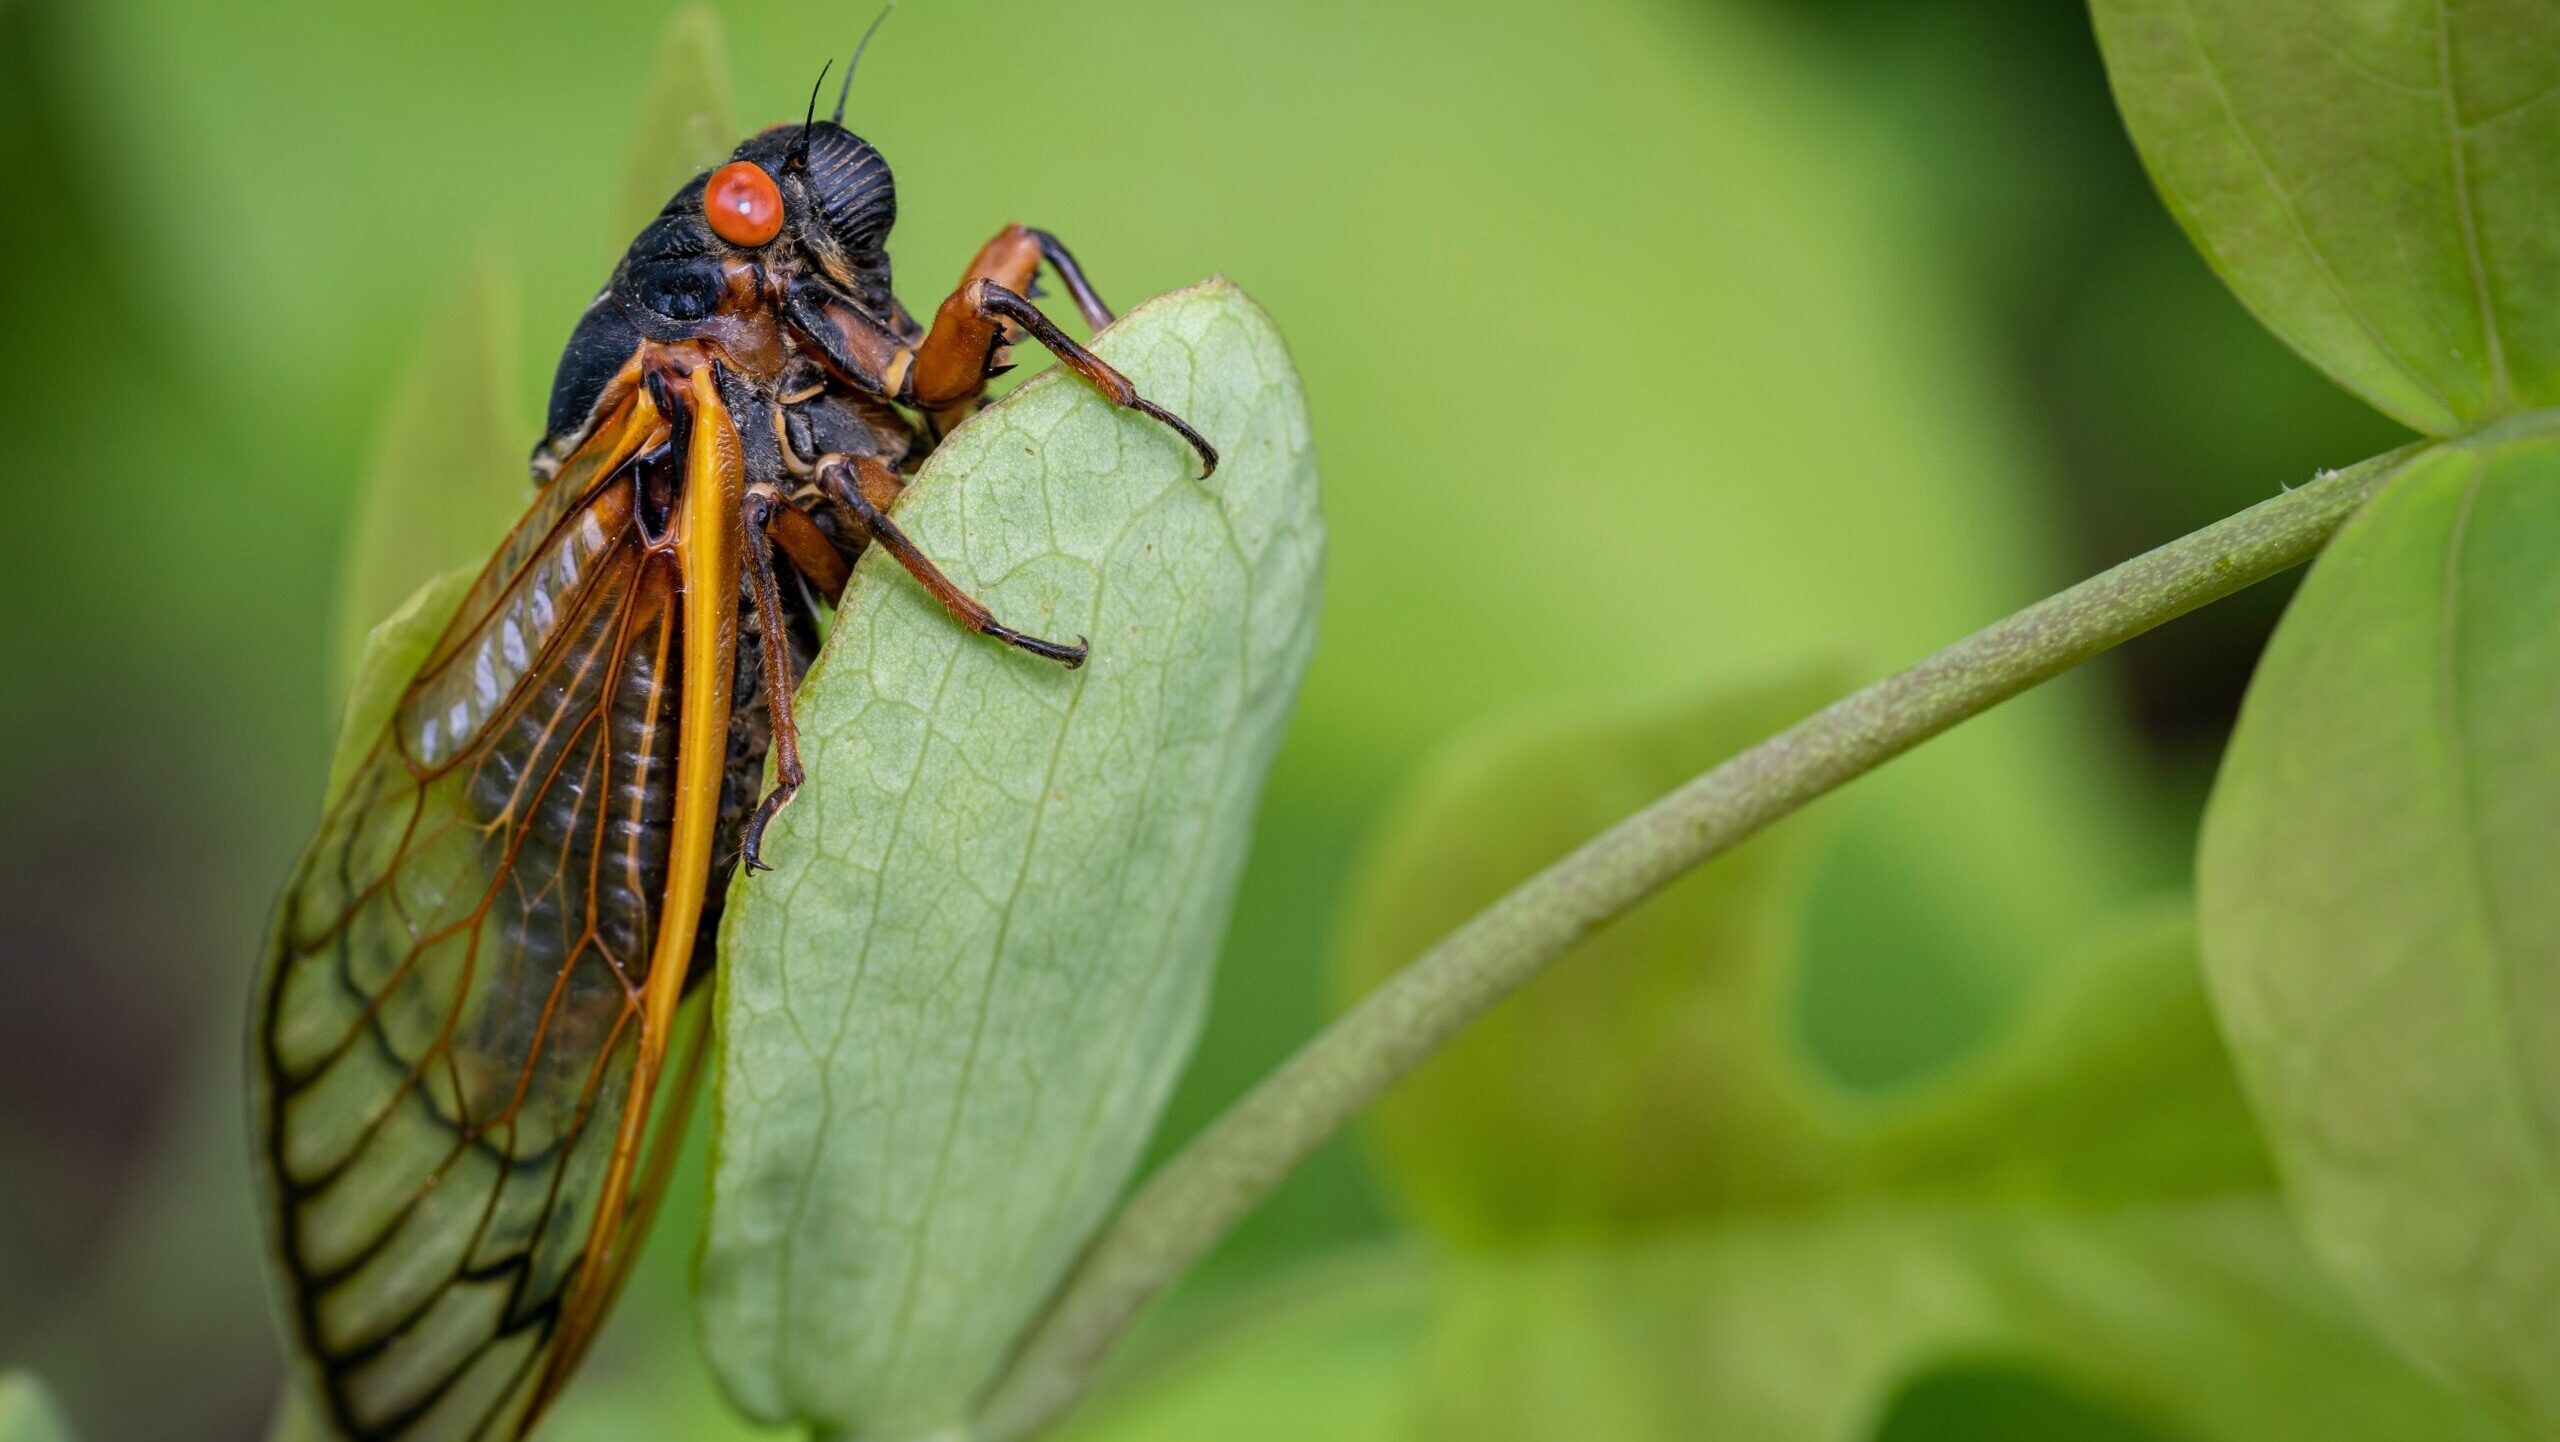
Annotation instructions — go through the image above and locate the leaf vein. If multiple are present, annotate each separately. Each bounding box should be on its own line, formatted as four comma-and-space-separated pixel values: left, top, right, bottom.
2433, 0, 2512, 410
2433, 461, 2560, 1228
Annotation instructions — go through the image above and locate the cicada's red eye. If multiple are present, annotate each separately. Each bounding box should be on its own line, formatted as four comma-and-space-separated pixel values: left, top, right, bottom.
705, 161, 783, 247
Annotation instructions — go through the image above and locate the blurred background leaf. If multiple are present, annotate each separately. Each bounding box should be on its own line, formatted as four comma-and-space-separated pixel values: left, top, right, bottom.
619, 6, 739, 240
2090, 0, 2560, 434
1858, 904, 2271, 1205
326, 261, 526, 699
1058, 873, 2515, 1442
0, 0, 2449, 1438
0, 1374, 76, 1442
1335, 674, 1851, 1243
2200, 425, 2560, 1437
1410, 1199, 2515, 1442
1049, 1255, 1433, 1442
1304, 681, 2513, 1442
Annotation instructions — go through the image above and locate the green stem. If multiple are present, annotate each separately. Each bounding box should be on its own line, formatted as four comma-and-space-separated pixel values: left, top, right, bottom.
971, 443, 2421, 1442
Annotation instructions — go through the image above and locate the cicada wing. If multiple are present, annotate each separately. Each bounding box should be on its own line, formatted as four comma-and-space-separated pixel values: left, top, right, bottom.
251, 366, 743, 1442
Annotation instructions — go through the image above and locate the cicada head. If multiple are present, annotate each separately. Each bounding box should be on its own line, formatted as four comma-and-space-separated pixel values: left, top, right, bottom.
535, 120, 902, 468
787, 121, 897, 258
700, 119, 898, 314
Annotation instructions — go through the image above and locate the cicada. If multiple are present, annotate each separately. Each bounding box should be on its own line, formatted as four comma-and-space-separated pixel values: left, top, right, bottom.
247, 66, 1214, 1442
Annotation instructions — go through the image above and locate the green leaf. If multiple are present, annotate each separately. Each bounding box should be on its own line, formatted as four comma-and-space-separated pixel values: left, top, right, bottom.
0, 1374, 74, 1442
619, 6, 737, 241
1416, 1202, 2514, 1442
327, 256, 526, 702
1335, 675, 1851, 1243
701, 280, 1322, 1436
2199, 416, 2560, 1434
2090, 0, 2560, 435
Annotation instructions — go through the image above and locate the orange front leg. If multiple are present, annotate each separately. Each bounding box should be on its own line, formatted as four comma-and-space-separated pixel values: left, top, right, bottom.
904, 225, 1218, 475
906, 224, 1045, 421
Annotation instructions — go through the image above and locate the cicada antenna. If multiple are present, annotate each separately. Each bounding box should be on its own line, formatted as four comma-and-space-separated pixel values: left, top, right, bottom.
787, 59, 834, 167
831, 0, 897, 124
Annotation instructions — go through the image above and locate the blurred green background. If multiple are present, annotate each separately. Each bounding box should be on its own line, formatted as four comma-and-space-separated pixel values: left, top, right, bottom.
0, 0, 2425, 1438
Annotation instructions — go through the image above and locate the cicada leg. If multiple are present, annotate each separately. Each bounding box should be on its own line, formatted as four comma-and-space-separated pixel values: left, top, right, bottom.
1023, 226, 1116, 331
779, 223, 1213, 473
736, 485, 847, 873
736, 453, 1086, 870
816, 453, 1090, 668
905, 225, 1218, 476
